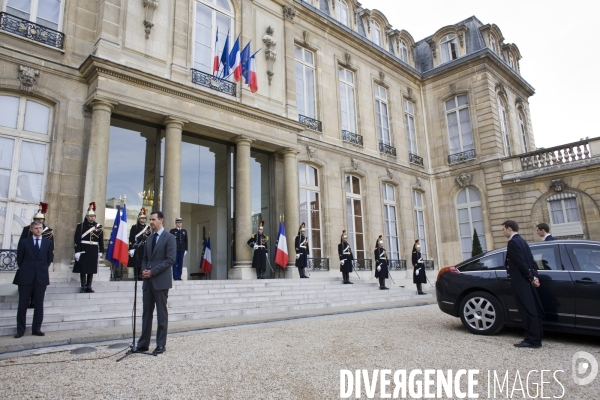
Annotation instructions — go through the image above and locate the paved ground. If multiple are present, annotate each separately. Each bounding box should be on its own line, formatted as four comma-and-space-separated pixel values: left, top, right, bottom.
1, 304, 599, 399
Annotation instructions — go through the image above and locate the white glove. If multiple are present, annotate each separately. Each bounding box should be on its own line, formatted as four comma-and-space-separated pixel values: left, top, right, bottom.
377, 265, 381, 272
416, 268, 420, 275
74, 252, 81, 261
98, 253, 103, 259
254, 245, 258, 250
129, 250, 135, 257
184, 251, 187, 256
265, 252, 268, 257
340, 260, 345, 266
295, 254, 300, 259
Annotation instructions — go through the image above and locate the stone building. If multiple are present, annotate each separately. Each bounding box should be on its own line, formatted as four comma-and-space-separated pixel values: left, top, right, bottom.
0, 0, 598, 283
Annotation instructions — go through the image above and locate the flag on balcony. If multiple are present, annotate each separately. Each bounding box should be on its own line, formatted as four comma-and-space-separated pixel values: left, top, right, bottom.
248, 53, 258, 93
220, 33, 230, 77
240, 42, 251, 83
229, 36, 241, 81
274, 221, 288, 268
212, 27, 220, 75
200, 237, 212, 274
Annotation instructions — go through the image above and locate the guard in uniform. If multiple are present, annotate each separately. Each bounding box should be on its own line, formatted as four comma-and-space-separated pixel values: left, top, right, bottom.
20, 202, 54, 242
169, 217, 188, 281
294, 222, 309, 278
338, 230, 354, 284
73, 202, 105, 293
412, 240, 426, 295
128, 207, 150, 280
374, 235, 389, 290
247, 221, 268, 279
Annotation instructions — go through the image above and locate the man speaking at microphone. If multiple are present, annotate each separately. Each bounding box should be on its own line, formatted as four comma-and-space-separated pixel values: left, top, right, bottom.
136, 211, 176, 355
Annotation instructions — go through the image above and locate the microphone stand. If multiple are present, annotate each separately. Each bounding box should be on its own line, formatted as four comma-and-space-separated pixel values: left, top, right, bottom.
117, 233, 156, 362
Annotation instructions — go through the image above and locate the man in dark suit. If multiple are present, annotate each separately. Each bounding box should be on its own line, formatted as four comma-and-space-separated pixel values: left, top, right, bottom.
14, 221, 54, 338
535, 223, 555, 241
137, 211, 176, 355
169, 217, 188, 281
502, 220, 543, 348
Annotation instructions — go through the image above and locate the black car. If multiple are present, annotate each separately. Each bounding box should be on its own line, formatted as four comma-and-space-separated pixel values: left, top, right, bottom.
436, 239, 600, 336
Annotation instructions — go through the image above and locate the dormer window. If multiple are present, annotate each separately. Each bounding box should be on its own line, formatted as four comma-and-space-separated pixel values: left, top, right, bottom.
440, 34, 458, 63
508, 53, 515, 69
336, 0, 349, 27
489, 34, 497, 53
372, 21, 381, 46
399, 40, 408, 62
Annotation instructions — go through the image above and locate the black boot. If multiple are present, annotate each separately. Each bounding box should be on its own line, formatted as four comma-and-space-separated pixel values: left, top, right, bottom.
303, 268, 309, 278
256, 269, 261, 279
86, 274, 95, 293
80, 273, 86, 293
298, 268, 304, 278
379, 277, 388, 290
346, 272, 353, 284
342, 272, 347, 284
417, 283, 426, 295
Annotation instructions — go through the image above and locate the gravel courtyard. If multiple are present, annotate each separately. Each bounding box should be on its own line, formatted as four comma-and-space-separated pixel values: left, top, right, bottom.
1, 304, 598, 399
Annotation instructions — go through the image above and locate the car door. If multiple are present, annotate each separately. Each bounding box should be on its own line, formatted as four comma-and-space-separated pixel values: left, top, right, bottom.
496, 244, 575, 328
564, 243, 600, 331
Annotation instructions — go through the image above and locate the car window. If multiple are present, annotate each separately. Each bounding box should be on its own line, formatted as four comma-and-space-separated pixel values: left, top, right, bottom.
566, 244, 600, 273
458, 252, 504, 272
530, 245, 562, 271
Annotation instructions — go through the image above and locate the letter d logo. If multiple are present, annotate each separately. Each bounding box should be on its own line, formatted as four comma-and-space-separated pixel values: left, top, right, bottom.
572, 351, 598, 386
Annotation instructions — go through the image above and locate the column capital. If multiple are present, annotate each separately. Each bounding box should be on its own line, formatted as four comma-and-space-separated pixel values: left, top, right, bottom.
281, 147, 300, 157
163, 116, 188, 129
235, 135, 254, 146
87, 97, 117, 112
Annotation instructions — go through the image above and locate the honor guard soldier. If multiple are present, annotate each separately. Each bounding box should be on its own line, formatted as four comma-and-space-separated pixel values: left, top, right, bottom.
129, 207, 151, 280
247, 221, 268, 279
338, 230, 354, 284
21, 202, 54, 242
73, 202, 105, 293
412, 240, 426, 295
374, 236, 389, 290
169, 218, 188, 280
295, 222, 310, 278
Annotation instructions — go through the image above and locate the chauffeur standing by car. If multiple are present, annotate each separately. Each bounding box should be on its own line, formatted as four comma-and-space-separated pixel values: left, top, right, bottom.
502, 220, 543, 348
73, 202, 104, 293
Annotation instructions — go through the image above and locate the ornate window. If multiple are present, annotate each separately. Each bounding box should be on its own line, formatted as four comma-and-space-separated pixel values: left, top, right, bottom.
398, 39, 408, 63
371, 20, 381, 46
547, 194, 583, 237
413, 190, 427, 260
374, 84, 390, 145
339, 67, 357, 134
4, 0, 63, 31
404, 99, 417, 155
445, 95, 474, 155
193, 0, 234, 75
508, 53, 515, 69
345, 174, 365, 260
440, 34, 458, 63
295, 45, 317, 120
298, 163, 323, 258
497, 97, 511, 156
0, 94, 51, 249
518, 111, 528, 153
489, 34, 497, 53
382, 183, 400, 261
336, 0, 349, 27
456, 187, 487, 261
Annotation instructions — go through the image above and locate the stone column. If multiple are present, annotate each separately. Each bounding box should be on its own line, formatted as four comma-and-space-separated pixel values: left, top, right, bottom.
83, 99, 115, 224
229, 136, 253, 279
283, 148, 300, 278
162, 117, 187, 231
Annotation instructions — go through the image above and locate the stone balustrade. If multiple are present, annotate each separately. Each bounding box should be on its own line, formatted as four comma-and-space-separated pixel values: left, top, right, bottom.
520, 140, 592, 170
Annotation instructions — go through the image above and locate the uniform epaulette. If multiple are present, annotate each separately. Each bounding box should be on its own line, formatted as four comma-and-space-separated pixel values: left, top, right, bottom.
265, 236, 269, 241
251, 234, 255, 238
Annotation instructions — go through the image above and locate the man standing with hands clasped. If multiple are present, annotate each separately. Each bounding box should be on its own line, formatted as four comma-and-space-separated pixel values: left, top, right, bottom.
169, 217, 188, 281
137, 211, 176, 355
502, 220, 544, 348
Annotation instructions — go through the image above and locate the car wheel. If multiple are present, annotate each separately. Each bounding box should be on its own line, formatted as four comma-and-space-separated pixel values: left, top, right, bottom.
459, 291, 505, 335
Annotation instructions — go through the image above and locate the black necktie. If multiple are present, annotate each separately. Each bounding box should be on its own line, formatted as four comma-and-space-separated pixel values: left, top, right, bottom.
152, 233, 158, 251
34, 238, 40, 254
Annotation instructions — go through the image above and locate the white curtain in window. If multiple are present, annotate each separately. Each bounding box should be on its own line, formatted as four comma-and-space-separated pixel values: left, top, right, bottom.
564, 198, 581, 223
550, 201, 564, 224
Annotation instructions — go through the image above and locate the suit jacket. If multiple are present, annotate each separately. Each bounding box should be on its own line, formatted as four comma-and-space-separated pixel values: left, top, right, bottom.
15, 236, 54, 286
505, 234, 543, 317
20, 224, 54, 241
142, 230, 177, 291
544, 235, 555, 241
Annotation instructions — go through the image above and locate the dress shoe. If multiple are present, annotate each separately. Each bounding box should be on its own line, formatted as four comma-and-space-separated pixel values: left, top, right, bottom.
32, 331, 45, 336
14, 332, 24, 338
382, 286, 389, 290
80, 287, 86, 293
152, 346, 166, 355
86, 287, 95, 293
347, 281, 353, 284
418, 291, 426, 295
514, 341, 541, 348
136, 346, 149, 352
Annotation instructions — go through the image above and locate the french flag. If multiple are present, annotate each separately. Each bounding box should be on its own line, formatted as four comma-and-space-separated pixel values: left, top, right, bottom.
200, 237, 212, 274
212, 28, 219, 75
248, 54, 258, 93
274, 222, 288, 268
229, 36, 241, 81
112, 204, 129, 266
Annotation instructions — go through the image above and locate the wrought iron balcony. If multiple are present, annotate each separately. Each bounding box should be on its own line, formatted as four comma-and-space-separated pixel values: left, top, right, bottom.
379, 142, 397, 157
448, 149, 476, 164
424, 260, 435, 270
0, 249, 18, 271
299, 115, 322, 133
191, 69, 236, 96
353, 259, 372, 271
0, 12, 64, 49
307, 258, 329, 271
409, 153, 424, 166
342, 130, 363, 146
388, 259, 407, 271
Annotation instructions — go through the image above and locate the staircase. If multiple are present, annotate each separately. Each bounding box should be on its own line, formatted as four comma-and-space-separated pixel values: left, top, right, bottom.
0, 278, 431, 337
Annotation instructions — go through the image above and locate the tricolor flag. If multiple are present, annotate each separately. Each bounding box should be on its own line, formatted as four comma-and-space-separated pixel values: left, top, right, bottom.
113, 204, 129, 265
212, 28, 220, 75
229, 36, 241, 81
274, 222, 288, 268
200, 237, 212, 274
248, 53, 258, 93
105, 205, 121, 268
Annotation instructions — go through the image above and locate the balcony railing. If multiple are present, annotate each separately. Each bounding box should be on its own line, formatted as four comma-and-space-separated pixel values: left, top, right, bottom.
520, 140, 592, 170
353, 259, 372, 271
388, 260, 407, 271
307, 258, 329, 271
448, 149, 476, 164
379, 142, 397, 157
0, 12, 64, 49
0, 249, 18, 271
299, 115, 323, 133
342, 130, 363, 146
409, 153, 424, 166
191, 69, 236, 96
